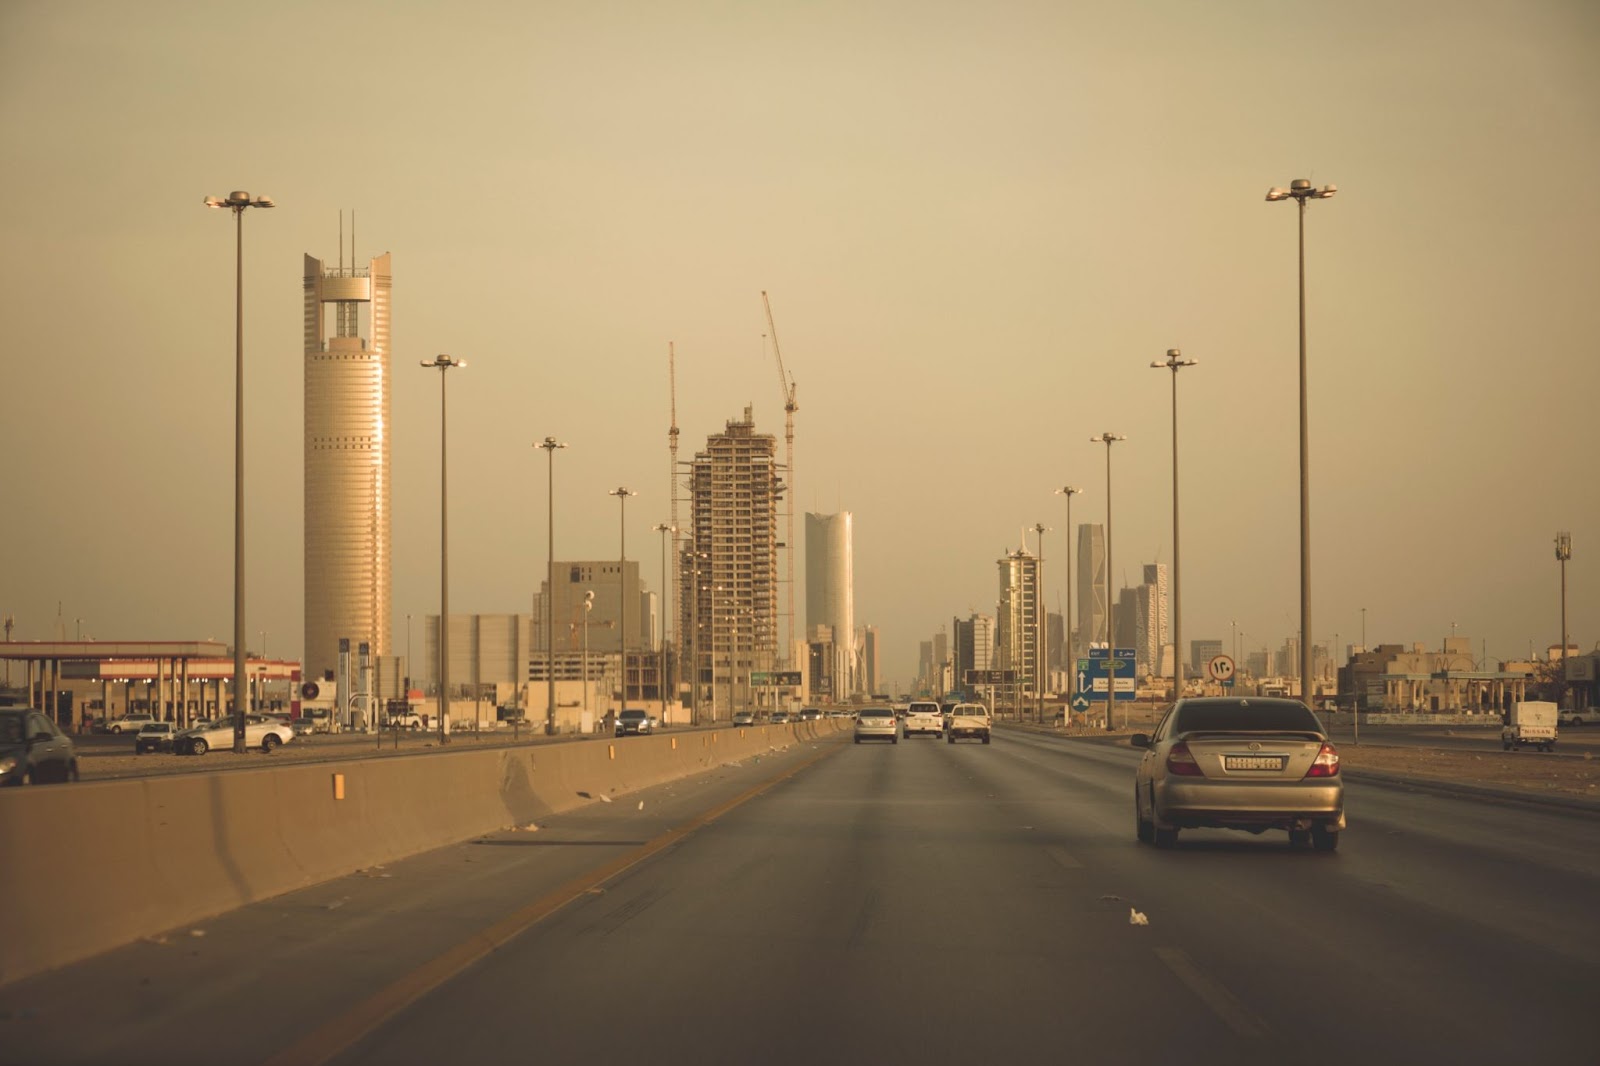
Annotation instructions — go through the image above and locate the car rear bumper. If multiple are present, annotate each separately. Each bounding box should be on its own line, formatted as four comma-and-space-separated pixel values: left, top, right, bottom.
1155, 779, 1344, 830
855, 727, 896, 740
949, 728, 990, 739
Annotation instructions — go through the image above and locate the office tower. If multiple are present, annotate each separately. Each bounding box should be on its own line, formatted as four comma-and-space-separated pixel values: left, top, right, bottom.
1191, 639, 1223, 677
933, 629, 948, 689
680, 408, 779, 717
998, 547, 1041, 706
954, 613, 996, 689
304, 244, 392, 682
1139, 563, 1169, 676
860, 624, 880, 695
1077, 525, 1106, 648
534, 561, 645, 653
805, 512, 854, 697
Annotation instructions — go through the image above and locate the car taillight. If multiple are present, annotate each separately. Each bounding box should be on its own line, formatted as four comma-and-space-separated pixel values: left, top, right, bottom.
1303, 742, 1340, 778
1166, 742, 1203, 776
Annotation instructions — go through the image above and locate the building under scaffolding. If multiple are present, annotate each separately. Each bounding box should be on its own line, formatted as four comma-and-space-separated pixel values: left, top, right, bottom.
681, 407, 781, 720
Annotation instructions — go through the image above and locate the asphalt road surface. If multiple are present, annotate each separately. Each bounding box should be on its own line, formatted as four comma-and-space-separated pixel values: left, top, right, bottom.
5, 729, 1597, 1066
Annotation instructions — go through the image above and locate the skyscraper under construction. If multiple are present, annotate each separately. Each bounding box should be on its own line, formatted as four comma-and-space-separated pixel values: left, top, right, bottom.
303, 239, 392, 682
681, 407, 779, 719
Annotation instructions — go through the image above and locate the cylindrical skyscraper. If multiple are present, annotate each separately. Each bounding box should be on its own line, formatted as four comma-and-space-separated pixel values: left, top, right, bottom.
805, 511, 854, 698
304, 248, 392, 682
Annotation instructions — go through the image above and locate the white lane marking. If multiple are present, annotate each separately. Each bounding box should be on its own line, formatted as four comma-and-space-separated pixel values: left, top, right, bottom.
1153, 946, 1269, 1041
1045, 845, 1083, 869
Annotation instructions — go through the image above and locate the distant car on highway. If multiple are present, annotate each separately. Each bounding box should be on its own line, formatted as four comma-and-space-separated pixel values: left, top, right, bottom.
854, 707, 898, 744
903, 700, 942, 738
134, 722, 177, 754
384, 710, 423, 731
174, 716, 295, 756
0, 709, 80, 785
1131, 697, 1343, 851
731, 711, 756, 727
108, 713, 155, 735
798, 708, 822, 721
771, 711, 792, 725
614, 709, 654, 736
945, 703, 991, 744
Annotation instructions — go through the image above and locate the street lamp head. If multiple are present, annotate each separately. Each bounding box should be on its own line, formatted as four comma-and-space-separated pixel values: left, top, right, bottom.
1265, 187, 1290, 201
609, 487, 637, 499
420, 355, 465, 370
535, 436, 567, 452
1316, 184, 1337, 199
1055, 486, 1081, 497
205, 192, 274, 211
1091, 433, 1126, 444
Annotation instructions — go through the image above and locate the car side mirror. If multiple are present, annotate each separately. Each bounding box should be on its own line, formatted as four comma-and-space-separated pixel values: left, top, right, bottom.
1129, 733, 1151, 749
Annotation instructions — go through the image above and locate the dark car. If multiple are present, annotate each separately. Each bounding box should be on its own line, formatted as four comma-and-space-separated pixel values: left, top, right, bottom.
614, 709, 653, 736
0, 708, 81, 785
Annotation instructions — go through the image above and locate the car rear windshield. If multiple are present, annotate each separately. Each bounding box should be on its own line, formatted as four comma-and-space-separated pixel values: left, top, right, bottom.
1173, 699, 1323, 734
860, 708, 893, 718
908, 703, 939, 713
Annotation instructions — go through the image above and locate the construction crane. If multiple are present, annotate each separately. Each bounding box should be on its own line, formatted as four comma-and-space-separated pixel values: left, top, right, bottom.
761, 291, 797, 664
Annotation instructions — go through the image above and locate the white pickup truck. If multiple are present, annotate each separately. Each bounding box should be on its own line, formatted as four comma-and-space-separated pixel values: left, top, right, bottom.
1502, 700, 1557, 753
945, 703, 992, 744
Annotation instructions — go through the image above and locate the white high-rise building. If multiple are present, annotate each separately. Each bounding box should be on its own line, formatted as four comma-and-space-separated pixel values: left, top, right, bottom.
303, 244, 392, 682
805, 512, 854, 697
997, 547, 1041, 708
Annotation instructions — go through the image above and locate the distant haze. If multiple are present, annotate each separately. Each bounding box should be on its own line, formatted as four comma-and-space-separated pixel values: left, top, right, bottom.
1, 0, 1596, 686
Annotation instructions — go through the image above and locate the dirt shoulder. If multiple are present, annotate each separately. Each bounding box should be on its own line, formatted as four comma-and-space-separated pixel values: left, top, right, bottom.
1338, 744, 1600, 800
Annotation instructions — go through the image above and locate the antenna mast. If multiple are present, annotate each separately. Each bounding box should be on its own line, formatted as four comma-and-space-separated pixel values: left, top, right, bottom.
761, 291, 798, 667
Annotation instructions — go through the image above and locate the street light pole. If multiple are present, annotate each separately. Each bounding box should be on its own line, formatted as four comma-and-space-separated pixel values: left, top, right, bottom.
1056, 486, 1081, 702
205, 189, 274, 753
1267, 177, 1336, 707
1151, 348, 1197, 700
654, 523, 674, 726
1092, 433, 1125, 729
610, 488, 636, 718
1033, 522, 1047, 724
421, 355, 465, 744
536, 437, 567, 734
1557, 532, 1572, 704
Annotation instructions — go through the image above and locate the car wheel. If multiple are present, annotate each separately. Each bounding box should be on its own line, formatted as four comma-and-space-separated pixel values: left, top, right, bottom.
1289, 828, 1312, 848
891, 736, 898, 744
982, 735, 990, 745
1135, 788, 1154, 844
410, 722, 421, 731
191, 737, 209, 756
854, 737, 861, 744
1311, 825, 1339, 852
262, 734, 281, 753
68, 760, 80, 783
1153, 826, 1179, 848
947, 734, 955, 744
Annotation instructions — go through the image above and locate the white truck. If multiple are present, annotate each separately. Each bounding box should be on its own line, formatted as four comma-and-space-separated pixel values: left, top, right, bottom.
945, 703, 992, 744
1557, 706, 1600, 728
1502, 700, 1557, 753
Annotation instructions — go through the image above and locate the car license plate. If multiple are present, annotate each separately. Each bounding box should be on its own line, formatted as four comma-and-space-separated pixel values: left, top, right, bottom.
1224, 755, 1287, 771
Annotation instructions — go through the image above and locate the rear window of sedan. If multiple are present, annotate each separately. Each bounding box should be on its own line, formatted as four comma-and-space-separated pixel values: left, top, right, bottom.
859, 708, 894, 719
1171, 699, 1323, 734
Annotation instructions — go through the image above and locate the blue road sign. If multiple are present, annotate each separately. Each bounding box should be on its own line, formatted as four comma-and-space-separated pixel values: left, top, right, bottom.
1078, 648, 1136, 701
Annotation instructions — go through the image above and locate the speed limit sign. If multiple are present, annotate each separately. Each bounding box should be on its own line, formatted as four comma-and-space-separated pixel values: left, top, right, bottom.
1207, 655, 1236, 683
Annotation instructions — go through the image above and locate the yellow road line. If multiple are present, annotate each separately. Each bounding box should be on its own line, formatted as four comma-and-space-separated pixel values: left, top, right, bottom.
263, 740, 844, 1066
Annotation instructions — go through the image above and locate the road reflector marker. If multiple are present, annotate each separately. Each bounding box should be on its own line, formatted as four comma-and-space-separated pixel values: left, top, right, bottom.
331, 774, 345, 801
608, 744, 616, 760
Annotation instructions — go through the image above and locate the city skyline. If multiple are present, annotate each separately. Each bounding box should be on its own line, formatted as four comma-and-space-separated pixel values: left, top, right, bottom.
1, 2, 1596, 691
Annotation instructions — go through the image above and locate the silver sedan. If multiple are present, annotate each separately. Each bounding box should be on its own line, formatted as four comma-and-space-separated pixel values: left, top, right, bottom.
853, 707, 898, 744
1132, 697, 1344, 851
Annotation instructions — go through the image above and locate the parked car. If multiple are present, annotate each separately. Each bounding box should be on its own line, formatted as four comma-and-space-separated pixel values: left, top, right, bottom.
108, 713, 156, 735
854, 706, 898, 744
384, 710, 423, 731
174, 715, 295, 755
1131, 697, 1343, 851
1556, 707, 1600, 727
134, 721, 177, 754
945, 703, 992, 744
615, 709, 654, 736
0, 708, 80, 785
290, 719, 317, 737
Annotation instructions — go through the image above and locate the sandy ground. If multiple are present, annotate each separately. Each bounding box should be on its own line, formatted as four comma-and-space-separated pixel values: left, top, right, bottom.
1338, 743, 1600, 799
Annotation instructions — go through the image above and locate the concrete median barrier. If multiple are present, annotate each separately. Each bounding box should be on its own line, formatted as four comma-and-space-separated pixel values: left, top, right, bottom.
0, 720, 847, 986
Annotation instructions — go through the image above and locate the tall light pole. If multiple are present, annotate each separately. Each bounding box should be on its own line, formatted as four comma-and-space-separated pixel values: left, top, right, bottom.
405, 614, 412, 692
536, 437, 567, 734
205, 190, 274, 753
654, 523, 675, 725
582, 590, 594, 724
1033, 522, 1048, 723
1151, 348, 1197, 700
1092, 433, 1125, 729
1055, 486, 1081, 700
421, 355, 465, 744
1557, 532, 1572, 704
610, 487, 636, 718
1266, 177, 1336, 706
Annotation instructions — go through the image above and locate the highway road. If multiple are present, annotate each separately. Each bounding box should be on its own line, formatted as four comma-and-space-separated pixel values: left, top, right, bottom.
4, 728, 1597, 1066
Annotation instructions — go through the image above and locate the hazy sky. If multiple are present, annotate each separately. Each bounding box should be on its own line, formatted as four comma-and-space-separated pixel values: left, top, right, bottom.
2, 0, 1597, 685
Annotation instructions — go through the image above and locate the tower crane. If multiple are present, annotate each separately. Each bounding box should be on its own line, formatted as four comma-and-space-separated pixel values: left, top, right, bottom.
761, 291, 797, 665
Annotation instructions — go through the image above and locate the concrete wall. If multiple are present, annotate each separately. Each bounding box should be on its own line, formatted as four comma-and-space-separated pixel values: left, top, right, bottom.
0, 720, 846, 987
